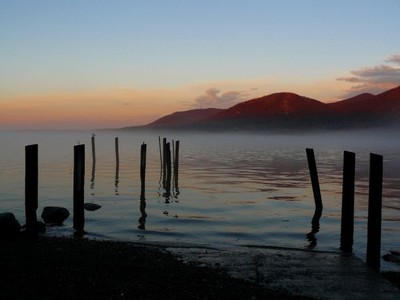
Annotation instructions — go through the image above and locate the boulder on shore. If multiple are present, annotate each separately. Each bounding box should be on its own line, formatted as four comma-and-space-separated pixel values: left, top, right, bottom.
0, 212, 21, 239
41, 206, 70, 225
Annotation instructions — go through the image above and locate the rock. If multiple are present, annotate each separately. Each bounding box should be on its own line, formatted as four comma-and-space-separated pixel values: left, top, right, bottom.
84, 203, 102, 211
41, 207, 70, 225
0, 212, 21, 239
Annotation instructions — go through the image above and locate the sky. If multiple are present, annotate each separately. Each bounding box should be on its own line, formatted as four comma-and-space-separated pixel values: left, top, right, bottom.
1, 0, 400, 130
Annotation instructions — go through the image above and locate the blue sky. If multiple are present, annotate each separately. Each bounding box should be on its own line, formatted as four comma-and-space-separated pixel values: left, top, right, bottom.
1, 0, 399, 129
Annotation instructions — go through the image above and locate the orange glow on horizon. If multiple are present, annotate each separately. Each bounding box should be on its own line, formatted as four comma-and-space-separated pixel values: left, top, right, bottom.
0, 78, 352, 130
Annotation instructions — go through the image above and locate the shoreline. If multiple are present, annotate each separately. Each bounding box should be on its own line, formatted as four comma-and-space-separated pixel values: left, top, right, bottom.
0, 235, 311, 300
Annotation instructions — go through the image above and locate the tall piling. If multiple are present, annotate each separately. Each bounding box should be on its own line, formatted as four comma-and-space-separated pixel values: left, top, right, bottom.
115, 137, 120, 186
25, 144, 38, 233
140, 143, 147, 192
366, 153, 383, 272
174, 140, 180, 190
340, 151, 356, 252
73, 144, 85, 233
306, 148, 323, 223
91, 134, 96, 164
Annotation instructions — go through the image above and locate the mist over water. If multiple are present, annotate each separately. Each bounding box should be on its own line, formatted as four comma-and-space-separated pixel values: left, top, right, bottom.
0, 128, 399, 269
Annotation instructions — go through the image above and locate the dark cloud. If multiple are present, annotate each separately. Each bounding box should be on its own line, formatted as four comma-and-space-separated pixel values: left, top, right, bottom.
337, 53, 400, 97
194, 88, 246, 108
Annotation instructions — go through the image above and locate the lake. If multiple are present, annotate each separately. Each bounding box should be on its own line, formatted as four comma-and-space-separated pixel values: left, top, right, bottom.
0, 129, 399, 270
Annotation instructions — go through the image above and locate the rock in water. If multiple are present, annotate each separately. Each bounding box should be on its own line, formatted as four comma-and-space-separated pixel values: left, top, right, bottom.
41, 207, 70, 225
84, 203, 102, 211
0, 212, 21, 239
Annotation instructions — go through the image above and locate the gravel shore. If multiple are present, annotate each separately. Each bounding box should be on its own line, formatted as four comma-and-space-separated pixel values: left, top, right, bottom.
0, 236, 312, 300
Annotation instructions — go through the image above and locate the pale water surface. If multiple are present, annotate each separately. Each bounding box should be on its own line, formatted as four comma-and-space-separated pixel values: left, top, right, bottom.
0, 129, 399, 269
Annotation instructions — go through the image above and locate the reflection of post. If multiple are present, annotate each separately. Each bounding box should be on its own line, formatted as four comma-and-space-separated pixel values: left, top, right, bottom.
73, 144, 85, 233
366, 153, 383, 272
115, 137, 119, 193
25, 144, 38, 235
306, 148, 323, 219
138, 193, 147, 230
340, 151, 355, 252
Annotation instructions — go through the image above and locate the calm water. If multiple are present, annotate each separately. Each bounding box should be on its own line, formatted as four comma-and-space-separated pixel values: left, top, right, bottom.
1, 129, 399, 269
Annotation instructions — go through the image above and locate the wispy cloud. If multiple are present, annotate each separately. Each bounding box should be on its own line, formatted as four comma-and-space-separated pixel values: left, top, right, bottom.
337, 53, 400, 97
194, 88, 247, 108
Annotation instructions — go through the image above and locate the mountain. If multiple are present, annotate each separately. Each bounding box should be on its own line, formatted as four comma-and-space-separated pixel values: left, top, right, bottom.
328, 93, 376, 113
147, 108, 223, 128
138, 85, 400, 131
210, 92, 329, 120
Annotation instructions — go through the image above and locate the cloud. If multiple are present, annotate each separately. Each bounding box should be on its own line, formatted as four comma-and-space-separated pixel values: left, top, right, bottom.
337, 53, 400, 97
194, 88, 246, 108
386, 54, 400, 65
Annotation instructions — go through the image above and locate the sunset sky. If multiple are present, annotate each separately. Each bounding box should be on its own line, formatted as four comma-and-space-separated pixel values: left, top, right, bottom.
1, 0, 400, 130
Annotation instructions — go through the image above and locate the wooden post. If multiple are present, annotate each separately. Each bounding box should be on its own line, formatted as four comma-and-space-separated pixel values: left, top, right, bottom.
366, 153, 383, 272
306, 148, 323, 220
162, 138, 167, 187
91, 134, 96, 164
25, 144, 38, 234
340, 151, 355, 252
140, 143, 147, 192
115, 137, 120, 185
174, 140, 180, 190
90, 134, 96, 189
73, 144, 85, 233
158, 136, 163, 170
165, 142, 172, 198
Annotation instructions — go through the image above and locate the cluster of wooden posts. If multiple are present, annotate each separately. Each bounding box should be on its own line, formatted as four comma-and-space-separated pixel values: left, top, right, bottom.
306, 148, 383, 272
24, 135, 180, 234
24, 142, 384, 271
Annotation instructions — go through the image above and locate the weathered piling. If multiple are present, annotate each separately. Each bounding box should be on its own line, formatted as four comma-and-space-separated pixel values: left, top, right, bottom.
140, 143, 147, 192
158, 136, 163, 170
25, 144, 38, 233
162, 138, 167, 186
115, 137, 120, 185
366, 153, 383, 272
91, 134, 96, 164
340, 151, 356, 252
90, 134, 96, 189
306, 148, 323, 224
174, 140, 180, 190
73, 144, 85, 233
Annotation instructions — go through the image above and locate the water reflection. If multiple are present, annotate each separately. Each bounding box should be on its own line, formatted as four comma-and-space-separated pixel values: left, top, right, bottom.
306, 212, 321, 249
115, 162, 119, 195
90, 159, 96, 191
138, 189, 147, 230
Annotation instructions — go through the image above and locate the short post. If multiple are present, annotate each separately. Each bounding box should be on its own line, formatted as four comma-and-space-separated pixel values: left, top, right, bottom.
140, 143, 147, 192
366, 153, 383, 272
306, 148, 323, 221
162, 138, 167, 187
73, 144, 85, 233
340, 151, 356, 252
25, 144, 38, 234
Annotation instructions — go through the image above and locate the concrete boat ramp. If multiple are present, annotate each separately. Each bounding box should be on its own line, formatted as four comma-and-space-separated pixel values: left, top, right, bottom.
164, 244, 400, 299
